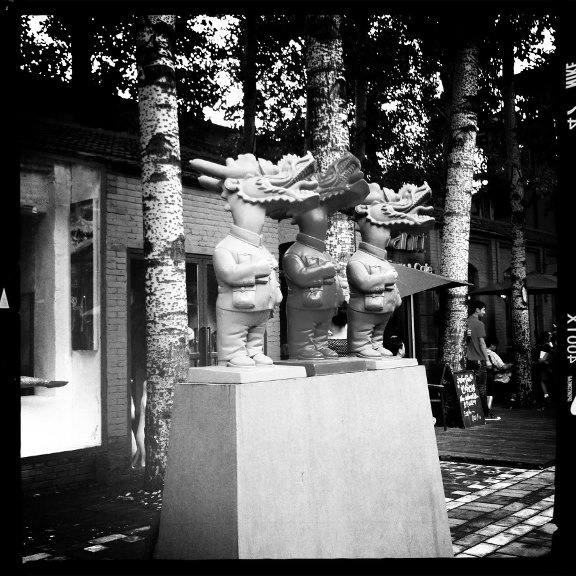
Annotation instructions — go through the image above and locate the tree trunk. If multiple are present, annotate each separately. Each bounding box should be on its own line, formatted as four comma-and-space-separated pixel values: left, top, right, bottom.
353, 14, 369, 168
136, 15, 189, 491
501, 19, 533, 406
305, 14, 355, 263
439, 40, 479, 375
241, 13, 258, 154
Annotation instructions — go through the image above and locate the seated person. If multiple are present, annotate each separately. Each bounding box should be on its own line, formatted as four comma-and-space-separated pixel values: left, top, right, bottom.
486, 336, 515, 408
385, 335, 405, 358
328, 302, 349, 356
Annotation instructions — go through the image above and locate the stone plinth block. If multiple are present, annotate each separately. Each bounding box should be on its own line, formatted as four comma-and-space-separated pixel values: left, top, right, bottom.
187, 364, 307, 384
155, 366, 453, 559
365, 357, 418, 370
274, 357, 367, 376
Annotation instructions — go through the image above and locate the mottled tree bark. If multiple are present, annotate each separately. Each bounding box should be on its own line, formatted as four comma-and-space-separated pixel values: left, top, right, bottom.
136, 15, 189, 491
353, 14, 369, 168
502, 18, 533, 406
241, 13, 258, 154
305, 14, 355, 263
439, 41, 479, 375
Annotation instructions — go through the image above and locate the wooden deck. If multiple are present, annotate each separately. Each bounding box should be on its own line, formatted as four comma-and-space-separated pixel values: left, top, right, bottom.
434, 401, 556, 469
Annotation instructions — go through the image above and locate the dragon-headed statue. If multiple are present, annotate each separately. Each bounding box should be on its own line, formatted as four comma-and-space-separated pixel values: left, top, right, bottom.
189, 152, 320, 220
313, 152, 370, 214
352, 182, 435, 234
345, 181, 435, 359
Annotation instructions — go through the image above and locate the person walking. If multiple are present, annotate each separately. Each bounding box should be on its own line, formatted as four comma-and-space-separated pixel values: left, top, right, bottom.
467, 300, 500, 421
533, 330, 555, 408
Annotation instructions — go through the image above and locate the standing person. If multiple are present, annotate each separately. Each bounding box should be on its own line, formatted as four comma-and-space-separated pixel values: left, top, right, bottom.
486, 336, 516, 410
130, 287, 147, 467
467, 300, 500, 421
534, 330, 555, 407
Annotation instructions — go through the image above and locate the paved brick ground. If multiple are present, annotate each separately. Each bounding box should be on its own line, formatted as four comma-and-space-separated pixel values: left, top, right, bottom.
440, 462, 555, 558
21, 461, 557, 565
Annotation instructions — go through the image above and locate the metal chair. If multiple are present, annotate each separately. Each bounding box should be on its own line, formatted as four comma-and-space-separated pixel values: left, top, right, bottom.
428, 363, 448, 431
327, 338, 349, 357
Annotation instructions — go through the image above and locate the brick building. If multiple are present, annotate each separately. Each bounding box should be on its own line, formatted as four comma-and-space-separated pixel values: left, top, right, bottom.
20, 75, 556, 493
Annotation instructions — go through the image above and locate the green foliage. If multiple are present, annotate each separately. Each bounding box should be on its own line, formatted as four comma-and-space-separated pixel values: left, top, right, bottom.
20, 14, 229, 119
20, 11, 556, 196
21, 15, 71, 80
477, 14, 557, 217
213, 14, 307, 159
21, 15, 139, 95
176, 15, 236, 118
342, 14, 445, 191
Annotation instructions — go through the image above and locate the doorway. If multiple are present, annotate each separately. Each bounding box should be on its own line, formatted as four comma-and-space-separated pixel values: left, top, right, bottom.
128, 252, 218, 466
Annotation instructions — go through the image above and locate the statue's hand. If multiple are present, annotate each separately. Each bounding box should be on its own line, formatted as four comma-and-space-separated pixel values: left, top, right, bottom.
380, 268, 398, 285
254, 259, 274, 278
321, 262, 337, 279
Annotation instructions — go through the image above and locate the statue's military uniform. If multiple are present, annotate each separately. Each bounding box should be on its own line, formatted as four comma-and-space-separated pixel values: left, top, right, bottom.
213, 225, 282, 364
283, 233, 344, 359
346, 241, 401, 358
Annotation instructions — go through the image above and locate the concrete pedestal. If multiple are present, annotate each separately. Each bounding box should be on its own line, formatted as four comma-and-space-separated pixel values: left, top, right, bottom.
155, 364, 453, 559
365, 357, 418, 369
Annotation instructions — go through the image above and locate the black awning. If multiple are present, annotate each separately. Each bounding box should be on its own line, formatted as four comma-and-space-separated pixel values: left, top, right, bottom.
391, 264, 470, 298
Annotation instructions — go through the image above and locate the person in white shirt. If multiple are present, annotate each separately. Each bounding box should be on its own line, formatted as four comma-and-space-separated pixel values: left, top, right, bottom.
486, 336, 515, 409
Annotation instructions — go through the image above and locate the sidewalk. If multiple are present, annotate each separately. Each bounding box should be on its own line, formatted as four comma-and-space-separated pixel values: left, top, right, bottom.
435, 400, 556, 468
441, 461, 555, 558
21, 460, 557, 565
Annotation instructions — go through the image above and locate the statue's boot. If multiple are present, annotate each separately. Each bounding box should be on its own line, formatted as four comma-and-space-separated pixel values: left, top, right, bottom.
314, 330, 339, 359
250, 352, 274, 365
225, 355, 256, 368
318, 347, 339, 359
373, 345, 393, 357
352, 346, 382, 359
297, 347, 325, 360
288, 322, 325, 360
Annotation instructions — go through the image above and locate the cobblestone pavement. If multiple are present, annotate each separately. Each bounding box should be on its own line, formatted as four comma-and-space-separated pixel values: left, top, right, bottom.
21, 462, 556, 564
441, 462, 555, 558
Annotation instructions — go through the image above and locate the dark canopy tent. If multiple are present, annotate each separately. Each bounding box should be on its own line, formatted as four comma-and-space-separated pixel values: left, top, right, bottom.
391, 263, 470, 298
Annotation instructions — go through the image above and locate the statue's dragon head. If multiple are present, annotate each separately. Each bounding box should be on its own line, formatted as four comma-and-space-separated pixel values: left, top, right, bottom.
189, 152, 320, 220
353, 182, 435, 233
314, 152, 370, 214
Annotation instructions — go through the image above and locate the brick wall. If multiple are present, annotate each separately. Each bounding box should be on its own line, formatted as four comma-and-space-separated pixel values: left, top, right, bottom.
104, 171, 283, 479
21, 450, 99, 495
20, 165, 51, 213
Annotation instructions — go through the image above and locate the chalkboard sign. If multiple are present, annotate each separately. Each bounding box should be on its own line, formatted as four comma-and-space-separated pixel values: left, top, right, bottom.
452, 370, 485, 428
